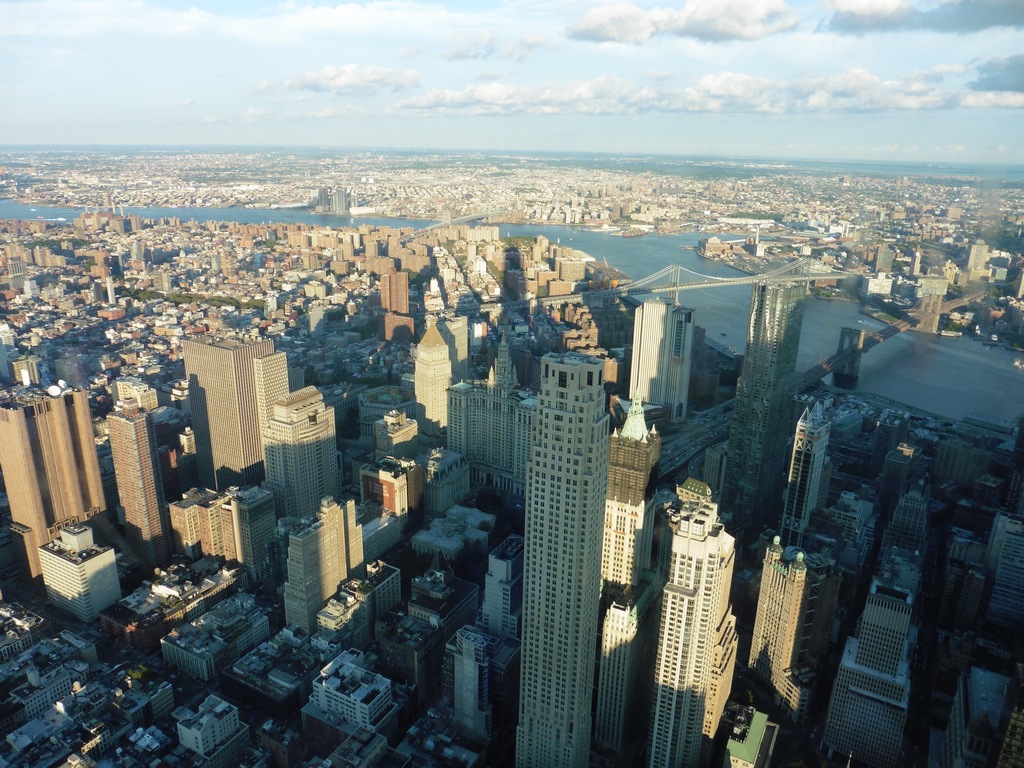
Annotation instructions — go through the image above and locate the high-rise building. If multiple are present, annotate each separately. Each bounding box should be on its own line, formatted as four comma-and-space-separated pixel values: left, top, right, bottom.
0, 387, 106, 583
481, 535, 525, 640
113, 376, 159, 411
941, 666, 1013, 768
594, 397, 662, 765
380, 271, 410, 315
414, 321, 452, 437
629, 299, 695, 421
283, 497, 364, 633
987, 514, 1024, 629
721, 281, 805, 541
374, 409, 419, 461
108, 399, 169, 567
448, 336, 537, 494
779, 402, 830, 547
224, 486, 277, 583
263, 387, 339, 519
1006, 416, 1024, 516
748, 538, 841, 724
38, 525, 120, 622
183, 336, 289, 490
995, 663, 1024, 768
517, 353, 609, 768
823, 575, 915, 768
648, 499, 737, 768
437, 315, 470, 383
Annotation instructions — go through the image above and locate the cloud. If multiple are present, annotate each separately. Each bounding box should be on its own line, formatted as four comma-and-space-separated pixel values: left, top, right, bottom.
279, 64, 420, 94
443, 31, 498, 60
825, 0, 1024, 34
394, 66, 1007, 117
503, 34, 557, 61
970, 54, 1024, 92
568, 0, 799, 43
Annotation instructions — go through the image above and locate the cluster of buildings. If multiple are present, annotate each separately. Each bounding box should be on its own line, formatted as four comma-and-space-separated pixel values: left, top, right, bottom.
0, 150, 1022, 768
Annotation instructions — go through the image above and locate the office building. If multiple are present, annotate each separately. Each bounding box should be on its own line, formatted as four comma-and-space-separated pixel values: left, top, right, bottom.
779, 402, 830, 548
38, 525, 120, 622
223, 486, 276, 582
987, 514, 1024, 629
414, 321, 452, 436
177, 695, 249, 768
1006, 417, 1024, 515
995, 663, 1024, 768
629, 299, 695, 421
283, 497, 364, 634
423, 448, 470, 517
749, 538, 840, 723
263, 387, 339, 519
0, 387, 106, 583
113, 377, 159, 411
517, 353, 609, 768
373, 409, 418, 461
594, 397, 663, 763
447, 336, 537, 494
108, 400, 169, 567
481, 535, 524, 640
823, 576, 915, 768
721, 281, 805, 541
941, 666, 1012, 768
648, 499, 737, 768
437, 315, 470, 382
183, 336, 288, 490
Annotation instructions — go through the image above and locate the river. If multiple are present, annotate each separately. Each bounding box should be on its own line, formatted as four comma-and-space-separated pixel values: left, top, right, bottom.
2, 199, 1021, 423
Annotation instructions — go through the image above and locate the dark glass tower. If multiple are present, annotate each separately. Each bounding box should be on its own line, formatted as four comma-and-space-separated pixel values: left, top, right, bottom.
721, 280, 805, 543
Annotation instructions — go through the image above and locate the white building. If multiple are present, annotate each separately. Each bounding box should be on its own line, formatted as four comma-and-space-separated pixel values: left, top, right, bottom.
176, 695, 249, 768
310, 648, 402, 736
481, 535, 524, 640
38, 526, 120, 622
517, 353, 609, 768
263, 387, 339, 519
648, 499, 737, 768
629, 299, 694, 422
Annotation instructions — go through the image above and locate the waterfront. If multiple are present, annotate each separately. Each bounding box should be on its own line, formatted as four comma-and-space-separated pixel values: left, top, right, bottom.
2, 200, 1021, 422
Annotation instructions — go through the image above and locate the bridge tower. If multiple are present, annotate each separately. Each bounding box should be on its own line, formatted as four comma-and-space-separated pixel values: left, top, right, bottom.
915, 294, 942, 334
832, 327, 865, 389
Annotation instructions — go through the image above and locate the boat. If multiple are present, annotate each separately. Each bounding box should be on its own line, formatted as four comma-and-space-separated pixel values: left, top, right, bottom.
1015, 359, 1024, 371
939, 330, 962, 338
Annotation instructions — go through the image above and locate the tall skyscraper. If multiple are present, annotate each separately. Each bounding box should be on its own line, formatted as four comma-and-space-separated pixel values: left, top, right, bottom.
629, 299, 694, 421
823, 574, 915, 768
263, 386, 339, 519
779, 402, 830, 547
0, 387, 106, 583
108, 399, 170, 567
648, 499, 737, 768
448, 336, 536, 494
1005, 416, 1024, 515
721, 281, 805, 541
414, 321, 453, 436
748, 537, 841, 724
183, 336, 288, 490
594, 397, 662, 765
517, 353, 609, 768
437, 315, 470, 383
283, 497, 364, 633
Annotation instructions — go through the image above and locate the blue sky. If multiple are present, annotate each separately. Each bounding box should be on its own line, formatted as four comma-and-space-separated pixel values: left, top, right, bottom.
2, 0, 1022, 162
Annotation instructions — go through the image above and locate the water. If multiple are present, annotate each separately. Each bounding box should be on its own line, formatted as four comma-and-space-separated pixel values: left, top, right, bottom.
3, 200, 1021, 422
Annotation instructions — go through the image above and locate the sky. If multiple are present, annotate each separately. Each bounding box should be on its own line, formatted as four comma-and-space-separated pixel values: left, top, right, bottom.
2, 0, 1023, 163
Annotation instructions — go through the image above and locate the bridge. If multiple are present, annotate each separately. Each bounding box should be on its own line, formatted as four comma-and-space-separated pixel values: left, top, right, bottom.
401, 210, 504, 244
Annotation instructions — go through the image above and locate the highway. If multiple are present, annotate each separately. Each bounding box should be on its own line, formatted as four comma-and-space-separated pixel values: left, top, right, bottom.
657, 404, 733, 478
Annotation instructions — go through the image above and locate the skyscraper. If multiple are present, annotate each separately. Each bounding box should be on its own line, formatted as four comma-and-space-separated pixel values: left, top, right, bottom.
263, 386, 339, 519
183, 336, 289, 490
824, 574, 915, 768
748, 537, 841, 724
517, 353, 609, 768
448, 336, 536, 494
629, 299, 694, 421
594, 397, 662, 765
779, 402, 830, 547
721, 281, 805, 541
648, 498, 737, 768
414, 321, 453, 436
108, 399, 170, 567
0, 387, 106, 583
283, 497, 364, 633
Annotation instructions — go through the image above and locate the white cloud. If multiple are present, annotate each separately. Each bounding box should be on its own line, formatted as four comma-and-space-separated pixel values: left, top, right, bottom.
280, 64, 420, 94
568, 0, 799, 43
960, 91, 1024, 107
443, 31, 498, 60
825, 0, 1024, 34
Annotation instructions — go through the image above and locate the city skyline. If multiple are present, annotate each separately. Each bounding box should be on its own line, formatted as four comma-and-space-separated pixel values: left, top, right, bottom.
2, 0, 1023, 163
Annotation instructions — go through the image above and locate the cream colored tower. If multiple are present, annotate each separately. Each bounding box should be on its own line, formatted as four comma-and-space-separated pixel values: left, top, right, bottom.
414, 321, 452, 436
